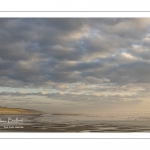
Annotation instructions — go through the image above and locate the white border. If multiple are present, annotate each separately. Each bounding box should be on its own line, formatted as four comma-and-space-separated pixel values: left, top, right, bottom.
0, 133, 150, 138
1, 12, 150, 18
0, 0, 150, 11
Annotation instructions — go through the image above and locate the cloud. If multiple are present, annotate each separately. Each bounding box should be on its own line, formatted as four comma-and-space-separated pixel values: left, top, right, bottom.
0, 18, 150, 113
0, 18, 150, 87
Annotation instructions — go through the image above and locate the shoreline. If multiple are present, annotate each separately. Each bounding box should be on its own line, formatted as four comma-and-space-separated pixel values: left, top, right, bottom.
1, 113, 150, 132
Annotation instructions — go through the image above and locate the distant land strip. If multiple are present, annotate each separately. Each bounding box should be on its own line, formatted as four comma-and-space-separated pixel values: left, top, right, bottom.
0, 106, 42, 115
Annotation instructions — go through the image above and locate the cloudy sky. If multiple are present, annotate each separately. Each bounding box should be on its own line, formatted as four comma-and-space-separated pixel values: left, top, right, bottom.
0, 18, 150, 114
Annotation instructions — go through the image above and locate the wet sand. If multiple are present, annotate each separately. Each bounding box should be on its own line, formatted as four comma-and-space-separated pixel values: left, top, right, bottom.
1, 113, 150, 132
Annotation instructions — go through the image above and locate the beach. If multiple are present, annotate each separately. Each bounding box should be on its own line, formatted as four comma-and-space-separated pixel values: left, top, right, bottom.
1, 113, 150, 132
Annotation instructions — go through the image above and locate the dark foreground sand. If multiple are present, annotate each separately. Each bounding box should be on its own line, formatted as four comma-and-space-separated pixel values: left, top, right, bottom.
9, 124, 150, 132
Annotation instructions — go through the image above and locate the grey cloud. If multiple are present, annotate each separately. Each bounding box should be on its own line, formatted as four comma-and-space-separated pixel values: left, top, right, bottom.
0, 18, 150, 89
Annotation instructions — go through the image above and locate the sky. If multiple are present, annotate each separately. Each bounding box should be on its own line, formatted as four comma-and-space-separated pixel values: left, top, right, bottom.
0, 18, 150, 114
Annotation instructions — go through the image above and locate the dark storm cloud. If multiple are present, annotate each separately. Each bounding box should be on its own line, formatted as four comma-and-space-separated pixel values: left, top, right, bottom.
0, 18, 150, 88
